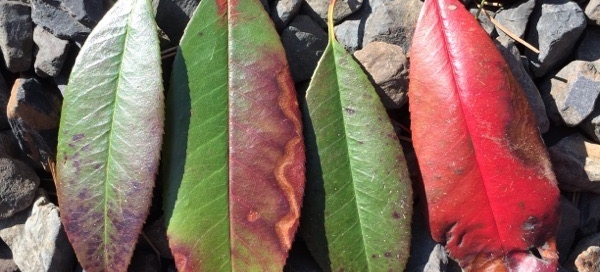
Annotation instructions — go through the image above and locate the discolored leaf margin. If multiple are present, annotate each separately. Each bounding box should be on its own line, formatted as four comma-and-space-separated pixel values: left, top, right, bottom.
409, 0, 560, 271
301, 1, 413, 271
161, 0, 305, 270
55, 0, 164, 270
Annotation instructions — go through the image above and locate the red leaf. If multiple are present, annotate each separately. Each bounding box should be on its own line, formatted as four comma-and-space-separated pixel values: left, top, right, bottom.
408, 0, 560, 271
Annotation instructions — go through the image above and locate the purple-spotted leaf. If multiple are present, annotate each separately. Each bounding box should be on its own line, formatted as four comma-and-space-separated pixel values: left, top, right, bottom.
300, 1, 413, 271
161, 0, 305, 270
55, 0, 163, 270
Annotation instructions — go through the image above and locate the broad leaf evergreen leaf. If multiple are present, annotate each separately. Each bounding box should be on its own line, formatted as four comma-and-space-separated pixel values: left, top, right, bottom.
55, 0, 164, 270
409, 0, 560, 270
301, 0, 413, 271
161, 0, 305, 270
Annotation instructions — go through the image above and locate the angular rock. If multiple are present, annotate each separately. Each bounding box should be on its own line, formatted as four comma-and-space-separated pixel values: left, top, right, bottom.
334, 0, 422, 53
539, 60, 600, 126
576, 246, 600, 272
494, 0, 535, 41
557, 196, 580, 264
495, 40, 549, 133
0, 75, 9, 130
270, 0, 303, 30
526, 0, 586, 78
353, 41, 409, 109
548, 133, 600, 193
0, 155, 39, 219
33, 26, 70, 78
281, 15, 328, 83
576, 26, 600, 62
0, 190, 75, 272
30, 0, 103, 41
302, 0, 363, 25
7, 77, 62, 170
567, 233, 600, 271
586, 0, 600, 26
0, 1, 33, 72
154, 0, 200, 43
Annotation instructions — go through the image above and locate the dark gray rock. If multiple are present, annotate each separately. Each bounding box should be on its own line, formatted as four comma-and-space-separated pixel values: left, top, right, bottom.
302, 0, 363, 25
496, 40, 549, 133
281, 15, 328, 83
33, 26, 70, 78
576, 193, 600, 238
586, 0, 600, 26
576, 26, 600, 62
0, 75, 9, 131
539, 60, 600, 127
0, 240, 18, 272
7, 77, 62, 171
270, 0, 303, 30
495, 0, 535, 41
334, 0, 422, 53
557, 196, 580, 264
129, 250, 160, 272
566, 233, 600, 271
0, 1, 33, 73
526, 0, 586, 78
0, 155, 39, 219
31, 0, 103, 41
0, 190, 75, 272
143, 216, 173, 259
582, 106, 600, 143
353, 41, 408, 109
548, 133, 600, 193
154, 0, 200, 43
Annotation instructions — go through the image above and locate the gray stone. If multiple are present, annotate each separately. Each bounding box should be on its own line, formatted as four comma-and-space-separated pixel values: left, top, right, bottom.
154, 0, 200, 43
353, 41, 408, 109
470, 8, 495, 36
281, 15, 328, 83
566, 233, 600, 271
302, 0, 363, 25
0, 190, 75, 272
143, 216, 172, 259
30, 1, 87, 40
495, 40, 549, 133
423, 244, 461, 272
576, 26, 600, 62
334, 0, 422, 53
495, 0, 535, 41
33, 26, 70, 78
548, 133, 600, 193
270, 0, 302, 30
0, 155, 39, 219
0, 1, 33, 72
576, 193, 600, 238
586, 0, 600, 26
539, 60, 600, 126
7, 77, 62, 170
526, 0, 586, 78
557, 196, 580, 264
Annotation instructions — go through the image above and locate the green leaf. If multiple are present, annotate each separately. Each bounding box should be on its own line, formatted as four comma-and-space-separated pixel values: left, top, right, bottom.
162, 0, 305, 270
54, 0, 163, 270
301, 1, 413, 271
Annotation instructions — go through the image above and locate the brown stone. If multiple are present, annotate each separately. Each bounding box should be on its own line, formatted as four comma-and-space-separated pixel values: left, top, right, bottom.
354, 41, 409, 109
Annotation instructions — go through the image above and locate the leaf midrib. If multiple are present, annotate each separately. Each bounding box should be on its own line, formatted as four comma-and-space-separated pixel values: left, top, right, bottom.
329, 41, 370, 270
102, 1, 136, 267
433, 1, 505, 253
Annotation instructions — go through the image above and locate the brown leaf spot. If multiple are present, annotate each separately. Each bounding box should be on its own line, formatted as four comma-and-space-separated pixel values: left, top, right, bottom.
384, 252, 392, 258
344, 107, 355, 114
392, 211, 401, 219
372, 254, 378, 259
247, 210, 260, 222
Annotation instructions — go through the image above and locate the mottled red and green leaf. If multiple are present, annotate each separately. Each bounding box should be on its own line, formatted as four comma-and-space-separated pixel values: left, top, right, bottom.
162, 0, 305, 270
